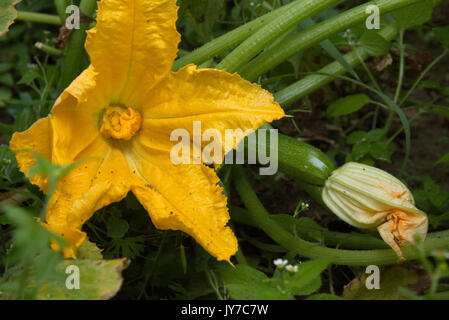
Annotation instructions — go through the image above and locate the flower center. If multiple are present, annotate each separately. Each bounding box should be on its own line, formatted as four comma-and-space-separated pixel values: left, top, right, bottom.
100, 106, 142, 140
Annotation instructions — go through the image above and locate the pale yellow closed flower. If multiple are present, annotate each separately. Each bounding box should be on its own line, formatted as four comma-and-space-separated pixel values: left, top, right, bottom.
322, 162, 428, 260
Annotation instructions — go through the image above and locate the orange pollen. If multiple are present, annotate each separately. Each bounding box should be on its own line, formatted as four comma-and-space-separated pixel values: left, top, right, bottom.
100, 106, 142, 140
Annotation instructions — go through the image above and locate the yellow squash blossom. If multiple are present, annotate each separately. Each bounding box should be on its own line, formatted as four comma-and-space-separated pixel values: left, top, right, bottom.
9, 0, 285, 261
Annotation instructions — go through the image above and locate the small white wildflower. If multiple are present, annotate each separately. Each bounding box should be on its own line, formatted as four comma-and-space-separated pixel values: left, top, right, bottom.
250, 2, 254, 6
286, 264, 298, 273
432, 250, 449, 260
273, 258, 288, 268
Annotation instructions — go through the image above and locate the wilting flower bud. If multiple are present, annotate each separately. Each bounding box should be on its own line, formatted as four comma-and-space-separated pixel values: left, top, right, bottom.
322, 162, 428, 260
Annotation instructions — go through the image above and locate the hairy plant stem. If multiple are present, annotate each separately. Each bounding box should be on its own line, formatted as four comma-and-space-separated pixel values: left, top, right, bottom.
217, 0, 342, 73
232, 165, 449, 266
239, 0, 423, 81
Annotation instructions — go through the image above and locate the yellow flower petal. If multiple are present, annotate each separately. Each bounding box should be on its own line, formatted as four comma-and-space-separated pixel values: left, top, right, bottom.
51, 66, 109, 165
43, 222, 87, 259
127, 143, 237, 261
85, 0, 180, 106
138, 64, 285, 159
9, 117, 53, 192
10, 65, 107, 188
45, 139, 132, 258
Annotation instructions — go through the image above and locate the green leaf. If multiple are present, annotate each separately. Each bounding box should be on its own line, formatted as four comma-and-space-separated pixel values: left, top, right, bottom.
369, 142, 391, 163
0, 0, 22, 36
0, 145, 20, 182
0, 229, 129, 300
0, 62, 14, 73
343, 265, 423, 300
364, 129, 386, 142
434, 26, 449, 48
0, 73, 13, 86
0, 87, 12, 107
0, 206, 66, 299
327, 94, 370, 117
17, 68, 39, 85
429, 211, 449, 228
37, 258, 129, 300
286, 259, 329, 295
13, 107, 36, 132
106, 217, 130, 239
391, 1, 438, 30
220, 265, 291, 300
346, 131, 367, 145
358, 156, 375, 166
352, 141, 371, 160
423, 177, 449, 209
77, 239, 104, 260
182, 0, 225, 42
437, 152, 449, 165
426, 104, 449, 118
360, 31, 392, 56
306, 293, 344, 300
105, 236, 146, 259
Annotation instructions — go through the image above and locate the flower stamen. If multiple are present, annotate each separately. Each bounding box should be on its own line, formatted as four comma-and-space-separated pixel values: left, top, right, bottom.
100, 106, 142, 140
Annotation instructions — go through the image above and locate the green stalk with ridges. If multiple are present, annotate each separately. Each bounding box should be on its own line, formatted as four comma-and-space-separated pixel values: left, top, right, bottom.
275, 23, 399, 107
239, 0, 422, 81
216, 0, 342, 73
172, 0, 303, 71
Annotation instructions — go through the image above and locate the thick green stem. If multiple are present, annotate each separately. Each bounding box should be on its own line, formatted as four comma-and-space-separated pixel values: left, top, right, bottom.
230, 206, 389, 249
239, 0, 422, 81
54, 0, 69, 23
217, 0, 342, 73
79, 0, 97, 16
230, 206, 449, 250
59, 0, 97, 92
232, 165, 449, 266
16, 12, 62, 25
172, 0, 303, 71
275, 23, 398, 107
